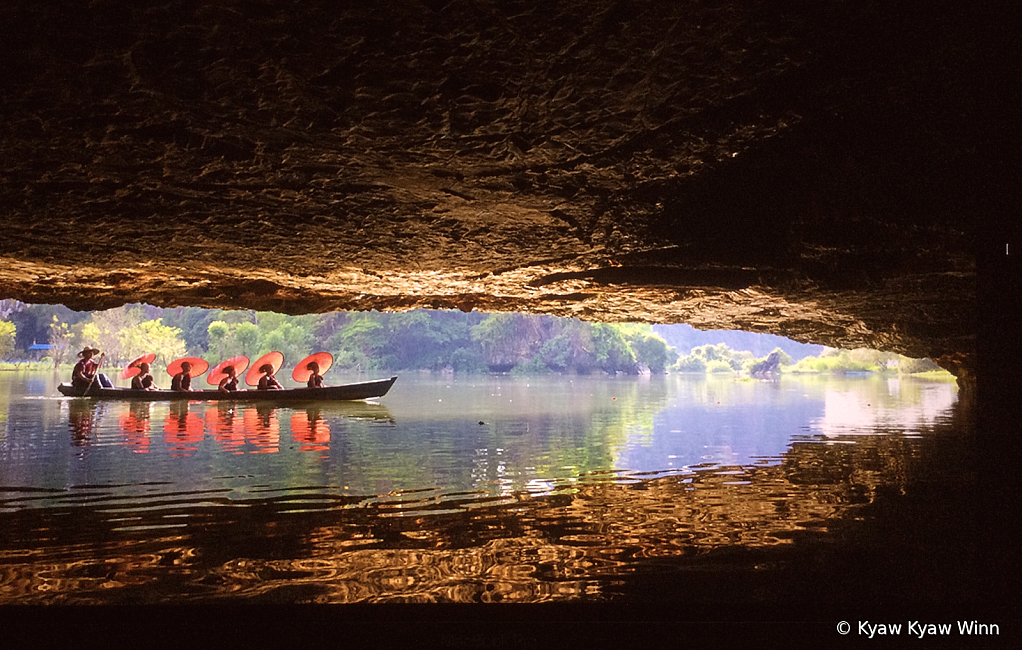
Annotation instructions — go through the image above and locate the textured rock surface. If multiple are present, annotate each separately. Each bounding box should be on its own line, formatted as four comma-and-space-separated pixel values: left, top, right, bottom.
1, 0, 992, 384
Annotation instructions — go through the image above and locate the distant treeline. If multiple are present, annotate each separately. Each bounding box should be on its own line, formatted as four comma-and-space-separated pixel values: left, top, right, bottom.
2, 303, 675, 374
0, 301, 944, 376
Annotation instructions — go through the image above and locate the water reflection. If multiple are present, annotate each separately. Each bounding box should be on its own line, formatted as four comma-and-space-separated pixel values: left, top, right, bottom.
242, 405, 280, 454
119, 402, 152, 454
0, 373, 971, 605
815, 379, 957, 437
162, 401, 204, 456
68, 399, 98, 446
205, 403, 243, 453
0, 433, 956, 604
291, 409, 331, 453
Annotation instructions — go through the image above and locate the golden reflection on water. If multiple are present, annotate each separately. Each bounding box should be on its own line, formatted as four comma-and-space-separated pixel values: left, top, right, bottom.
0, 374, 966, 604
0, 431, 929, 603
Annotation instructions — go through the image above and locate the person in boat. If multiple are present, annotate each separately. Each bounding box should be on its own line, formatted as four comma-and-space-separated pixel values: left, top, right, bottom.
72, 347, 111, 392
218, 365, 240, 393
171, 361, 193, 391
130, 362, 157, 390
257, 363, 283, 390
305, 361, 324, 388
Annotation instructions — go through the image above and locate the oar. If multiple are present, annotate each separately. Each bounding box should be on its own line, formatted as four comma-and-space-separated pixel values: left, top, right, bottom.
83, 353, 106, 396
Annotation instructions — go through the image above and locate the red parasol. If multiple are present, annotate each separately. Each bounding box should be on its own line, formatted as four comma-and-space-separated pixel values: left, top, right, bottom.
245, 351, 284, 386
292, 352, 334, 383
121, 353, 157, 379
166, 356, 210, 378
207, 356, 250, 385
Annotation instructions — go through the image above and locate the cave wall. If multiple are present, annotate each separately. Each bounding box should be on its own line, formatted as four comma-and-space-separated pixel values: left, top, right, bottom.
0, 0, 993, 385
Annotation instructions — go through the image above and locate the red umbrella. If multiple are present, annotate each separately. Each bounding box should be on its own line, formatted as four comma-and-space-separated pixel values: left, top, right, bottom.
207, 356, 250, 385
245, 351, 284, 387
121, 353, 157, 379
292, 352, 333, 383
166, 356, 210, 378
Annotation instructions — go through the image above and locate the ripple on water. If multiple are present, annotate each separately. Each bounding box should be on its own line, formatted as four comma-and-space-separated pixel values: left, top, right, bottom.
0, 374, 969, 604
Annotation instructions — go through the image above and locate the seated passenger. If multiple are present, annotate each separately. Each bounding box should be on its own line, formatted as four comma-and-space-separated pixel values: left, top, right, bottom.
131, 362, 157, 390
171, 361, 193, 391
218, 365, 240, 393
257, 363, 283, 390
305, 361, 324, 388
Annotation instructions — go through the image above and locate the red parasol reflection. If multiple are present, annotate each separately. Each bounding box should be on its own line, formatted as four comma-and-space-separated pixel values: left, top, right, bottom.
118, 402, 152, 453
162, 401, 205, 456
243, 405, 280, 454
205, 404, 245, 454
290, 409, 331, 452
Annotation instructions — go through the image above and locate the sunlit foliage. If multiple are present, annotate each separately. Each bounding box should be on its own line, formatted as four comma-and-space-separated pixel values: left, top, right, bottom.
48, 317, 74, 368
119, 319, 186, 366
1, 304, 949, 377
0, 321, 15, 360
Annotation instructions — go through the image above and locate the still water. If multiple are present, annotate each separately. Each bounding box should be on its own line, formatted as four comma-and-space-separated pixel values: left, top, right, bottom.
0, 371, 975, 605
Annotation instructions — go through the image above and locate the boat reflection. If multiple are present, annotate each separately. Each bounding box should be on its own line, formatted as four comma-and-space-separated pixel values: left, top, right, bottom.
311, 401, 394, 423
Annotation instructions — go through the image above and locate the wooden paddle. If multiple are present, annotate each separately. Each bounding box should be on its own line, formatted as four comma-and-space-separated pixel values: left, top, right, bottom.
83, 352, 106, 396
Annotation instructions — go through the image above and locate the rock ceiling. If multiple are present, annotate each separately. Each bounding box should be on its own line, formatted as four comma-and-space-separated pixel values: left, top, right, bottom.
0, 1, 990, 382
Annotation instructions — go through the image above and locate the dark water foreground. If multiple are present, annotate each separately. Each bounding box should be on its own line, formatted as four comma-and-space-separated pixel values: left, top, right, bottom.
0, 373, 1014, 644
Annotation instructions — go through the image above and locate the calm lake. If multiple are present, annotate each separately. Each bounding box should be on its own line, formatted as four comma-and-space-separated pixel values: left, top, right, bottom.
0, 370, 996, 614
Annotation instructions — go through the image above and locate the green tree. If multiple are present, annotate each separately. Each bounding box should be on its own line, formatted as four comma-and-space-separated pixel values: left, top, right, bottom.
78, 306, 145, 364
589, 323, 637, 374
48, 316, 74, 368
207, 321, 230, 359
538, 319, 594, 373
161, 307, 220, 353
628, 333, 677, 373
770, 347, 794, 366
258, 321, 313, 364
471, 314, 545, 370
385, 311, 472, 370
120, 319, 187, 366
234, 322, 260, 358
672, 354, 707, 372
0, 321, 15, 360
329, 315, 388, 371
705, 359, 735, 374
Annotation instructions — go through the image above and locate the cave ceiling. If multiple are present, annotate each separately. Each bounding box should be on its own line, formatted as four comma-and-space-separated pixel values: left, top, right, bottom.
0, 1, 988, 378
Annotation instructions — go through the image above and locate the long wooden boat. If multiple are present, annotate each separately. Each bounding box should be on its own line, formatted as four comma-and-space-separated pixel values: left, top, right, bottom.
57, 376, 397, 402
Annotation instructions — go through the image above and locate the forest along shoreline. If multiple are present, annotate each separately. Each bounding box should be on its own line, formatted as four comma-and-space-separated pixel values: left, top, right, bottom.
0, 302, 953, 383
